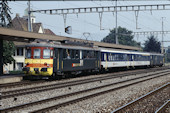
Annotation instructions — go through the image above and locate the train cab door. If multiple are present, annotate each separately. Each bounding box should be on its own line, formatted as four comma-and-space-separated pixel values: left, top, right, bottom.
80, 50, 83, 67
53, 48, 58, 73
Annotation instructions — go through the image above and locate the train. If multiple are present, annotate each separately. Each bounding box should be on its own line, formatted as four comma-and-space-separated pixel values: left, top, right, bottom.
23, 40, 164, 79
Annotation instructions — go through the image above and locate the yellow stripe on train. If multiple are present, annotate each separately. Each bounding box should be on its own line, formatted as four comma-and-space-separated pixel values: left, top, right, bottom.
24, 59, 53, 76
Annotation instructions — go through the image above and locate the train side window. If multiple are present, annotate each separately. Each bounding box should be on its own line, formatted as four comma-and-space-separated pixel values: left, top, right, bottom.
112, 54, 115, 61
94, 51, 97, 58
104, 53, 107, 61
34, 49, 41, 59
87, 51, 90, 58
83, 50, 86, 59
89, 51, 94, 58
43, 49, 50, 59
119, 54, 124, 60
123, 54, 127, 61
64, 49, 71, 59
71, 50, 75, 59
80, 50, 82, 59
63, 49, 66, 59
75, 50, 79, 59
50, 50, 53, 58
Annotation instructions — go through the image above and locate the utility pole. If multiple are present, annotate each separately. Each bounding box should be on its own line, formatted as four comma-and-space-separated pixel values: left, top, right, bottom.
115, 0, 119, 44
28, 0, 32, 32
161, 17, 165, 54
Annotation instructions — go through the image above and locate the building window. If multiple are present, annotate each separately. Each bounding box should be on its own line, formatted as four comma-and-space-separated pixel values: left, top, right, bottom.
17, 63, 23, 71
17, 48, 23, 56
26, 49, 31, 58
13, 61, 16, 70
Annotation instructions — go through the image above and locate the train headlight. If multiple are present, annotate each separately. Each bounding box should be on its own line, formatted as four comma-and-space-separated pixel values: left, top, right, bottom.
44, 62, 49, 67
25, 63, 29, 66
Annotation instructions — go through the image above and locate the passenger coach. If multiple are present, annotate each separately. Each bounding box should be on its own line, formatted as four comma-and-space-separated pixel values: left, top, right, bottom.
100, 48, 151, 69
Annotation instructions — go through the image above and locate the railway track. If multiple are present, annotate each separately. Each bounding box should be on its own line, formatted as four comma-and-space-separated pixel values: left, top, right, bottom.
1, 67, 170, 99
0, 80, 45, 88
155, 100, 170, 113
0, 69, 169, 113
111, 82, 169, 113
0, 66, 168, 89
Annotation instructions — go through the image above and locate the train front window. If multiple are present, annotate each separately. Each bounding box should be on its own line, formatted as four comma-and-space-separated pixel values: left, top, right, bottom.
26, 49, 31, 58
43, 49, 50, 58
34, 49, 41, 58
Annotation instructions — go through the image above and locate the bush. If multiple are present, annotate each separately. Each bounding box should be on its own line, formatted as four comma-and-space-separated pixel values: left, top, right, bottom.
9, 71, 23, 74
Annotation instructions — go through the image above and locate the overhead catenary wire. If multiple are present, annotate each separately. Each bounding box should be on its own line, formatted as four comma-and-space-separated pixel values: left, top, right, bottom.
9, 1, 170, 43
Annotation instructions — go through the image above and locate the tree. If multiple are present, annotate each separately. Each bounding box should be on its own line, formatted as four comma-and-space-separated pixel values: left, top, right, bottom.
143, 35, 161, 53
101, 26, 140, 47
3, 40, 15, 65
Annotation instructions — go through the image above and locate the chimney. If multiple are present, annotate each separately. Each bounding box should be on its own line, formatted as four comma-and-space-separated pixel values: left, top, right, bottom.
16, 13, 20, 17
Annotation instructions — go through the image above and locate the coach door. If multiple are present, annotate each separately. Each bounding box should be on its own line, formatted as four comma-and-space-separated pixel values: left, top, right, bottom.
132, 55, 135, 67
127, 54, 130, 68
104, 53, 108, 69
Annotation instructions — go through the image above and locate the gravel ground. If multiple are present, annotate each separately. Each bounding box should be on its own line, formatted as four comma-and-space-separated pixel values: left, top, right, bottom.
1, 70, 157, 108
49, 75, 170, 113
130, 87, 169, 113
1, 70, 169, 113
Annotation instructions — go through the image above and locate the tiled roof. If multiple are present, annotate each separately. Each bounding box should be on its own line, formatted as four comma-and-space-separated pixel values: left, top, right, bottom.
32, 23, 42, 33
11, 15, 55, 35
44, 29, 56, 35
12, 16, 41, 33
12, 16, 28, 31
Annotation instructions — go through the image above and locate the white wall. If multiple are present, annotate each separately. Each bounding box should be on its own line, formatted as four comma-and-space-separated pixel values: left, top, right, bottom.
4, 47, 25, 72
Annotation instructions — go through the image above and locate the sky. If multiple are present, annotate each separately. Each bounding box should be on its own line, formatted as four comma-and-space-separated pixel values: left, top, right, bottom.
8, 1, 170, 48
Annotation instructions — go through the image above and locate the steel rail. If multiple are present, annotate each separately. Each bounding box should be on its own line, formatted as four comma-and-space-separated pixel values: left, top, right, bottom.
0, 72, 169, 113
111, 83, 169, 113
1, 66, 168, 88
155, 100, 170, 113
0, 67, 144, 88
0, 69, 149, 96
0, 80, 45, 88
1, 68, 169, 99
0, 68, 142, 88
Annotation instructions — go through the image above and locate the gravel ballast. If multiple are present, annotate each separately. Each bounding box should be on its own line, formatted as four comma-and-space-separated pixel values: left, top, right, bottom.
1, 70, 159, 108
51, 75, 169, 113
1, 70, 169, 113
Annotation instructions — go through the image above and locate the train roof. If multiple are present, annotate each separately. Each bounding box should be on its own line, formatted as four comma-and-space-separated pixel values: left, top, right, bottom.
150, 53, 164, 56
100, 47, 164, 56
25, 40, 99, 51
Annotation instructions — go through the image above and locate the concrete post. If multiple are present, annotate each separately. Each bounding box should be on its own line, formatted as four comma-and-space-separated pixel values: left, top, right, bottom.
0, 39, 3, 76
